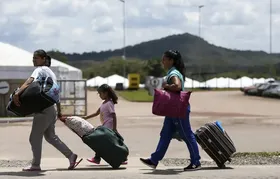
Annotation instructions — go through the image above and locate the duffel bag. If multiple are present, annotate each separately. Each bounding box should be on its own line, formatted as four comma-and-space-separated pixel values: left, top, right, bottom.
63, 116, 95, 138
6, 77, 60, 116
82, 126, 129, 169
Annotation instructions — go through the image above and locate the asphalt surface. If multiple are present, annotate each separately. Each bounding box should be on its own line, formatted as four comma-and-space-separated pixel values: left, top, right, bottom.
1, 165, 280, 179
0, 90, 279, 178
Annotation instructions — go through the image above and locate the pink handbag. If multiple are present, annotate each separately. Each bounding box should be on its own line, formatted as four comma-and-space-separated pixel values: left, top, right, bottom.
152, 89, 192, 118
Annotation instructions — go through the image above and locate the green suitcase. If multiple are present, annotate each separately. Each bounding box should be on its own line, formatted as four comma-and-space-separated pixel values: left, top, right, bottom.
82, 126, 129, 169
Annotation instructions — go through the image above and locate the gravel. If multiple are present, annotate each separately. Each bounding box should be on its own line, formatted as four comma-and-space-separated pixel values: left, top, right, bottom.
161, 155, 280, 167
161, 154, 280, 167
0, 160, 31, 167
0, 155, 280, 167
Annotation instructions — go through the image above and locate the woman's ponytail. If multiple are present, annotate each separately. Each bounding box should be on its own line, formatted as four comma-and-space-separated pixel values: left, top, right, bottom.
46, 55, 51, 67
164, 50, 186, 80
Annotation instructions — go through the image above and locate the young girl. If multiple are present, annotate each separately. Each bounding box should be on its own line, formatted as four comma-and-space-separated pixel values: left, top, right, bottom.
83, 84, 127, 165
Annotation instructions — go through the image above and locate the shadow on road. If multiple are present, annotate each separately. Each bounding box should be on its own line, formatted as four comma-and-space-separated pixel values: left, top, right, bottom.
141, 166, 234, 175
0, 171, 46, 177
141, 168, 183, 175
0, 166, 128, 177
52, 165, 127, 171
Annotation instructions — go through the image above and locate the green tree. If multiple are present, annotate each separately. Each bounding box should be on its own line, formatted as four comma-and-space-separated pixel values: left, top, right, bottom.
48, 49, 68, 63
269, 64, 277, 77
145, 58, 166, 77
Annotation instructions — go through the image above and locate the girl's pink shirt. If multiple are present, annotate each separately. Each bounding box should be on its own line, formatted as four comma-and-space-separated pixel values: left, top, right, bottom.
99, 100, 115, 129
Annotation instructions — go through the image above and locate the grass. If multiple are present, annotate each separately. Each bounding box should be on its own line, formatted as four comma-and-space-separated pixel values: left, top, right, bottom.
117, 89, 153, 102
233, 151, 280, 157
117, 88, 240, 102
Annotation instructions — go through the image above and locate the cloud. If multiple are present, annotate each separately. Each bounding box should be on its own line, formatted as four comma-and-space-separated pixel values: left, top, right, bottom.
0, 0, 280, 54
91, 16, 114, 33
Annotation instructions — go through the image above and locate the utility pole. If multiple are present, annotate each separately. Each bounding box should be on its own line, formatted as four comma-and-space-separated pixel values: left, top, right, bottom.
119, 0, 126, 83
197, 5, 204, 87
269, 0, 272, 54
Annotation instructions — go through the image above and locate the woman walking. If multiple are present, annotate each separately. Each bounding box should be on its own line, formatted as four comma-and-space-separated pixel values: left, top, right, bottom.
12, 49, 82, 171
140, 50, 201, 171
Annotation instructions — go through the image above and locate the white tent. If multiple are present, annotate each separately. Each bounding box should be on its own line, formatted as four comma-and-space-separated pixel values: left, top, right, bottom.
86, 76, 105, 87
204, 77, 239, 88
103, 74, 129, 88
184, 77, 201, 88
87, 74, 147, 89
0, 42, 82, 80
0, 42, 84, 100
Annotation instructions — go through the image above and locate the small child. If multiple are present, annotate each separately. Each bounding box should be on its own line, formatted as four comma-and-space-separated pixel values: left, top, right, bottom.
83, 84, 127, 165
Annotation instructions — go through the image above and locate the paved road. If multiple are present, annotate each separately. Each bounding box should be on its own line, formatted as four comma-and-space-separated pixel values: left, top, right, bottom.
1, 119, 280, 161
0, 157, 280, 179
0, 91, 280, 178
1, 164, 280, 179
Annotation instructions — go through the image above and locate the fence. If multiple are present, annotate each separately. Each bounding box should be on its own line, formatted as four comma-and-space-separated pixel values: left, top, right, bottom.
0, 79, 87, 117
56, 79, 87, 116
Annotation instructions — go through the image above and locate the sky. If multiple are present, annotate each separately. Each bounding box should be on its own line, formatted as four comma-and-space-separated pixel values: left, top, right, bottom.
0, 0, 280, 54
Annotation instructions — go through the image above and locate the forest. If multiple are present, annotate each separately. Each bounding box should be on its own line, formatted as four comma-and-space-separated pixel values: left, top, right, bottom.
47, 32, 280, 82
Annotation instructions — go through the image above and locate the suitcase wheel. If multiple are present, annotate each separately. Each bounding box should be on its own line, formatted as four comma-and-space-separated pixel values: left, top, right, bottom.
112, 165, 121, 169
216, 162, 226, 169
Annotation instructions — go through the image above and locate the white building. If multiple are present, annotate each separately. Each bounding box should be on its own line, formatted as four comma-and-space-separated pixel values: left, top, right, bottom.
0, 42, 84, 116
0, 42, 82, 80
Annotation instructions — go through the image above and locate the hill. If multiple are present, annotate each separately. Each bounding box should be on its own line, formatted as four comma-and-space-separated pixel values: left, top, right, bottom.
48, 32, 280, 70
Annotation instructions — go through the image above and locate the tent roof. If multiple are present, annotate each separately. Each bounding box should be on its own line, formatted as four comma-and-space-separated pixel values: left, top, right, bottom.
0, 42, 81, 72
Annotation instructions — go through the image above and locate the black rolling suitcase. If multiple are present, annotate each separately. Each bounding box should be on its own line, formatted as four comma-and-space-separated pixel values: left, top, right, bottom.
195, 121, 236, 168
